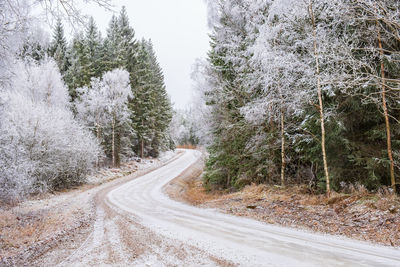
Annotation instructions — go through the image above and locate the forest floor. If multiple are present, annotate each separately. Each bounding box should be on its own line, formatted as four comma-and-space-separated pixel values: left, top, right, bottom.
168, 162, 400, 248
0, 152, 176, 266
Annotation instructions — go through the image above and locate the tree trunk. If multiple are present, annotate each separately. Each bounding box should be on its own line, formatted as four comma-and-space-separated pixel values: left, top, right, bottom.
280, 108, 286, 187
141, 139, 144, 159
115, 124, 121, 168
96, 124, 101, 168
376, 19, 396, 193
309, 0, 331, 195
112, 118, 116, 168
140, 119, 145, 158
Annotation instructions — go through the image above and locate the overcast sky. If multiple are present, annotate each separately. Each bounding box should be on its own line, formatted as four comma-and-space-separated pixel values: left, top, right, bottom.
82, 0, 210, 109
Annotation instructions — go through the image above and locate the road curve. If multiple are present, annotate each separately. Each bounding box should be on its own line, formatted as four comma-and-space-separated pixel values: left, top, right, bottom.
106, 149, 400, 266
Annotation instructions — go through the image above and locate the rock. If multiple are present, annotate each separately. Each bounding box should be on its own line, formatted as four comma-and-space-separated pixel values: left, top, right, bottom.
246, 205, 257, 210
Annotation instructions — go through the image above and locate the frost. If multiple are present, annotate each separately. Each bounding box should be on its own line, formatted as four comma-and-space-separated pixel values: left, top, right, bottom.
0, 59, 101, 201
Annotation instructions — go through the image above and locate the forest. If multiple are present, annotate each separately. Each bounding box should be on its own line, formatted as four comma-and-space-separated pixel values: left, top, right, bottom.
0, 2, 173, 201
2, 0, 400, 202
192, 0, 400, 195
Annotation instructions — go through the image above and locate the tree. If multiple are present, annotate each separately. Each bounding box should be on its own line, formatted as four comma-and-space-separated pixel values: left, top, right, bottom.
344, 0, 400, 192
102, 69, 132, 167
64, 33, 86, 100
242, 0, 312, 187
102, 15, 122, 72
76, 69, 132, 167
48, 18, 68, 74
82, 17, 103, 80
0, 59, 101, 200
308, 0, 331, 195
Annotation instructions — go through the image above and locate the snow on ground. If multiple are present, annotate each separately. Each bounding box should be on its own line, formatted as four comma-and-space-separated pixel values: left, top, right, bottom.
4, 149, 399, 266
0, 150, 179, 266
105, 149, 400, 266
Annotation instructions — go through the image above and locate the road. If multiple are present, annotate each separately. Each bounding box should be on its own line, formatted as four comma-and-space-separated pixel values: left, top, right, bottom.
59, 149, 400, 266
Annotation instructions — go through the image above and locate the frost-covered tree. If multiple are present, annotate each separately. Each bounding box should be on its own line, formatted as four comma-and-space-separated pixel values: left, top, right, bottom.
48, 18, 68, 74
129, 39, 172, 158
76, 68, 132, 167
0, 59, 101, 201
64, 33, 87, 100
0, 0, 31, 85
198, 0, 400, 193
241, 0, 312, 187
170, 109, 200, 147
82, 17, 103, 80
102, 69, 133, 167
342, 0, 400, 192
76, 78, 109, 144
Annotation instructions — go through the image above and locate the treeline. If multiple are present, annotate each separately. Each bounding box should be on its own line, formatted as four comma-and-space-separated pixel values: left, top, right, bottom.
198, 0, 400, 194
0, 5, 172, 201
47, 7, 172, 162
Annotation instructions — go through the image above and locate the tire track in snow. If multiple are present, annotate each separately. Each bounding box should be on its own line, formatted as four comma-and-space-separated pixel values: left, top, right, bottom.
106, 149, 400, 267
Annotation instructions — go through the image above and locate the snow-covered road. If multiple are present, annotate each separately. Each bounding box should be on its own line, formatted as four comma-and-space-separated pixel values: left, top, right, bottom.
105, 149, 400, 266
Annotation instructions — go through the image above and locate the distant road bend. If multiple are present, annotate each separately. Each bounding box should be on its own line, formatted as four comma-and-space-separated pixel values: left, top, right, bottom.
62, 149, 400, 266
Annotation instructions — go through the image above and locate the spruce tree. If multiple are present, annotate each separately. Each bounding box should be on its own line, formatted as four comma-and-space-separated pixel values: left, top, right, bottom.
103, 15, 121, 72
144, 40, 172, 157
129, 40, 154, 158
49, 19, 68, 74
82, 17, 102, 81
118, 6, 136, 70
64, 33, 86, 100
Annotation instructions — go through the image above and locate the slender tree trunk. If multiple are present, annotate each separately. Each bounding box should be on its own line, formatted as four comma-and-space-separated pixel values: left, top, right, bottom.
141, 139, 144, 159
115, 123, 121, 168
278, 83, 286, 187
96, 123, 101, 168
376, 19, 396, 193
140, 119, 145, 158
280, 109, 286, 187
309, 0, 331, 195
112, 117, 116, 168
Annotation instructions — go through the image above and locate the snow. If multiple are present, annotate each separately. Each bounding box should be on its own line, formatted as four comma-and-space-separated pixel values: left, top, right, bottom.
107, 149, 400, 266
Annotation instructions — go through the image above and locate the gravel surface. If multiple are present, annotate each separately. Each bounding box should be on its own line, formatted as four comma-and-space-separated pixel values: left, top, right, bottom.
0, 152, 178, 266
2, 149, 400, 266
106, 149, 400, 266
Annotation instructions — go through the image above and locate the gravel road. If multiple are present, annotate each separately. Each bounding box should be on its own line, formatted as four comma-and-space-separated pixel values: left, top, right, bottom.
54, 149, 400, 266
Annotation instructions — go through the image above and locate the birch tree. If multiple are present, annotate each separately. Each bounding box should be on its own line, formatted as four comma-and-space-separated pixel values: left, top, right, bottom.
343, 0, 400, 192
102, 69, 132, 167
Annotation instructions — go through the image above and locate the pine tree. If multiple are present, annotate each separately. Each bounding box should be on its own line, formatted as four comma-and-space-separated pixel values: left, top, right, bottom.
144, 40, 173, 157
129, 40, 154, 158
82, 17, 103, 81
49, 18, 68, 74
103, 15, 121, 72
64, 33, 86, 100
118, 6, 136, 70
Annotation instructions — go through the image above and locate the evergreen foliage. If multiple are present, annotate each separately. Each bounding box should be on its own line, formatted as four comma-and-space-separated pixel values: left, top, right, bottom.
59, 7, 172, 161
198, 0, 400, 193
48, 19, 69, 74
0, 1, 173, 201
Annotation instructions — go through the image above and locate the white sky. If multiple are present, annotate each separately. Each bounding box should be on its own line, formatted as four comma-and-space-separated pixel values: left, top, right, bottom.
81, 0, 210, 109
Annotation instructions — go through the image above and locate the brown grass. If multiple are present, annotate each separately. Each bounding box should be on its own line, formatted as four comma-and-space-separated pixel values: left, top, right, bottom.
184, 179, 219, 205
0, 209, 63, 256
176, 144, 197, 149
174, 180, 400, 247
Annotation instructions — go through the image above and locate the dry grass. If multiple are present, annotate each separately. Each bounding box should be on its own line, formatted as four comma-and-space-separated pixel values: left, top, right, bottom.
176, 144, 197, 149
0, 159, 144, 262
184, 179, 219, 205
0, 207, 70, 258
177, 181, 400, 247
